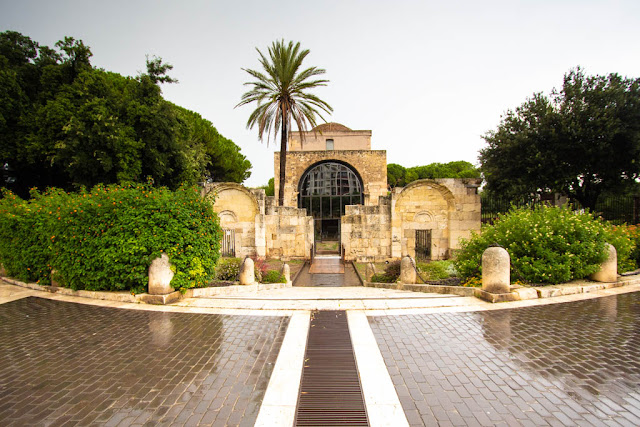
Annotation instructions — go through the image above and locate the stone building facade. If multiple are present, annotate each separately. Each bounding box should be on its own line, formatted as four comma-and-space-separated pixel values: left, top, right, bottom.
209, 123, 481, 261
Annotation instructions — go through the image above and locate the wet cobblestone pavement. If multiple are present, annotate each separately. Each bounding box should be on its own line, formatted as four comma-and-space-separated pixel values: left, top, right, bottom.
369, 292, 640, 426
0, 297, 289, 427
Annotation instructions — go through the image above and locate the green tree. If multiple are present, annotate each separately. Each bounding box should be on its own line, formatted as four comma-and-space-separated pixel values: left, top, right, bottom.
0, 31, 251, 196
259, 177, 275, 196
237, 40, 332, 206
480, 68, 640, 209
387, 161, 480, 188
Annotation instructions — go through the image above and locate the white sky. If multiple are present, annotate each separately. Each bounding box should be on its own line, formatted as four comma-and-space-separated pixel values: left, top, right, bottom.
1, 0, 639, 187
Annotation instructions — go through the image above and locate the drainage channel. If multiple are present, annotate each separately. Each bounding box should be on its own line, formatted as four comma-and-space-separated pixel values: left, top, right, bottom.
294, 310, 369, 426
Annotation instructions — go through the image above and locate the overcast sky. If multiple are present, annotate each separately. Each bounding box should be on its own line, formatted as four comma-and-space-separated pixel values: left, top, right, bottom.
1, 0, 639, 187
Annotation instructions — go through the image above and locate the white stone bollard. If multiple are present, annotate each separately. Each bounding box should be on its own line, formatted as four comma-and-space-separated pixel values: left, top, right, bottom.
400, 256, 416, 284
590, 243, 617, 283
239, 257, 255, 285
148, 253, 175, 295
482, 246, 510, 294
283, 263, 291, 285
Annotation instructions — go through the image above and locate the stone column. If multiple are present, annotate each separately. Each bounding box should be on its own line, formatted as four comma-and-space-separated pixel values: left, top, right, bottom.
590, 243, 617, 283
482, 246, 510, 294
365, 262, 376, 282
400, 256, 416, 284
239, 257, 255, 285
283, 263, 291, 285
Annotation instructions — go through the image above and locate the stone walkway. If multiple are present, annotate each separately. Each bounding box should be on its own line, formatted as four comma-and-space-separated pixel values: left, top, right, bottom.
1, 280, 640, 426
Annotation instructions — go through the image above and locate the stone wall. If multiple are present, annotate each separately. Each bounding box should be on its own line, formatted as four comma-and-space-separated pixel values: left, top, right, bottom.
205, 183, 313, 259
264, 206, 314, 259
341, 202, 392, 262
289, 129, 371, 151
274, 150, 388, 208
341, 179, 481, 262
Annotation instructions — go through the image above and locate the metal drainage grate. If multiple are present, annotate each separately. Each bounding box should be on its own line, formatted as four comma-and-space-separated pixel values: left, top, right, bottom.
295, 310, 369, 426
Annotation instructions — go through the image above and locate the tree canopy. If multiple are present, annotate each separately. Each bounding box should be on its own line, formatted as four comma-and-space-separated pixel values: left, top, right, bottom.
480, 68, 640, 210
237, 40, 332, 206
0, 31, 251, 197
387, 161, 480, 188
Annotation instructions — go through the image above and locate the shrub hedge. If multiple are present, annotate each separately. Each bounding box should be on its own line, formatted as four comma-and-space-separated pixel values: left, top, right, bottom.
454, 205, 634, 285
0, 184, 221, 293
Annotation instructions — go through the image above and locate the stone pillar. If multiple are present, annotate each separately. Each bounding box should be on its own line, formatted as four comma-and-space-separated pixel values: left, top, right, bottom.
148, 253, 175, 295
482, 247, 510, 294
365, 262, 376, 282
283, 263, 291, 285
400, 256, 416, 284
239, 257, 255, 285
591, 243, 617, 283
255, 214, 266, 258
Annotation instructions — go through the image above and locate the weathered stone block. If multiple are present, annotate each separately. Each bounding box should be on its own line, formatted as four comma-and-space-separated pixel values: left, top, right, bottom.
482, 247, 510, 294
148, 254, 175, 295
590, 243, 617, 282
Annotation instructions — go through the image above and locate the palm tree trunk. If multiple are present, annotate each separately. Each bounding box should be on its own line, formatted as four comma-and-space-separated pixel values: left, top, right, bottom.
278, 119, 288, 206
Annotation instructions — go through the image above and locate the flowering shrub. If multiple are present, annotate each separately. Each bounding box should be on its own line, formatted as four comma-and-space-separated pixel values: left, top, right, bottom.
214, 258, 242, 281
454, 205, 616, 284
0, 184, 221, 293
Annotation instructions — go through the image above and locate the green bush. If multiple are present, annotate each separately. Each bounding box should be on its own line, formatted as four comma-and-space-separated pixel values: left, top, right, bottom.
215, 258, 242, 281
417, 260, 457, 280
370, 260, 401, 283
0, 184, 222, 293
454, 205, 611, 284
603, 225, 636, 273
261, 269, 285, 283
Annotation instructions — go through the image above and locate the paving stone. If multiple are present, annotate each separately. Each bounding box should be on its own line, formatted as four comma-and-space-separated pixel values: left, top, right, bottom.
0, 297, 289, 426
369, 291, 640, 426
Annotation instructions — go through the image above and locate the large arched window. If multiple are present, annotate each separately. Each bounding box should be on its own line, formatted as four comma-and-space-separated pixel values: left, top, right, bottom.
298, 162, 363, 239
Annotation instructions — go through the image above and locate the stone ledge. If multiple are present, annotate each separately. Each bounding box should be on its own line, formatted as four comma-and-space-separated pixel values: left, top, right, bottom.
1, 277, 140, 303
188, 282, 292, 298
474, 288, 521, 303
138, 291, 183, 305
364, 281, 475, 297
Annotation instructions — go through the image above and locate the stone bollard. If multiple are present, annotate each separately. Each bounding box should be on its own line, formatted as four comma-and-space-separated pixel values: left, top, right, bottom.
239, 257, 255, 285
148, 253, 175, 295
283, 263, 291, 285
482, 246, 510, 294
365, 262, 376, 282
400, 256, 416, 284
591, 243, 617, 283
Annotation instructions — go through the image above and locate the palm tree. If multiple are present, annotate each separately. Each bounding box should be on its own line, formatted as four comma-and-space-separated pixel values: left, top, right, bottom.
237, 40, 332, 206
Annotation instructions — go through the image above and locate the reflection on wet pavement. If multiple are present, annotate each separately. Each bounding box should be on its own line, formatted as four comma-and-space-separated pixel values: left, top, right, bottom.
0, 297, 289, 426
369, 292, 640, 426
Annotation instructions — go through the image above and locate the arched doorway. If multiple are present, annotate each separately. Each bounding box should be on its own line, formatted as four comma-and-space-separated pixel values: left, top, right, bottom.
298, 161, 363, 247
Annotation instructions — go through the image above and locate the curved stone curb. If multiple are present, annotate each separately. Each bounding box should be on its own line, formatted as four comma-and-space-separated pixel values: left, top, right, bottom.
0, 276, 141, 303
187, 282, 292, 297
365, 281, 475, 297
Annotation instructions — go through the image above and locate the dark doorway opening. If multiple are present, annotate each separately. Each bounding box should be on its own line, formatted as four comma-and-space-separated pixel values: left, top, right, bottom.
416, 229, 432, 260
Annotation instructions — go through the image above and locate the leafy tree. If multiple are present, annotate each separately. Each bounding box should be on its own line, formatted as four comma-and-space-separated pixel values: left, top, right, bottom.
237, 40, 332, 206
0, 31, 250, 196
387, 161, 480, 188
258, 178, 275, 196
480, 68, 640, 210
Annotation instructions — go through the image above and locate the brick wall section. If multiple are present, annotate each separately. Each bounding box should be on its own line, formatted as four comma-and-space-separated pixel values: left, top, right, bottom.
274, 150, 388, 208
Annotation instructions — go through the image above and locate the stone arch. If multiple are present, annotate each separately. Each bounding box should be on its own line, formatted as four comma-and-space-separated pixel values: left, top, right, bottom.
208, 182, 260, 223
393, 180, 457, 260
217, 210, 237, 228
207, 182, 260, 257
